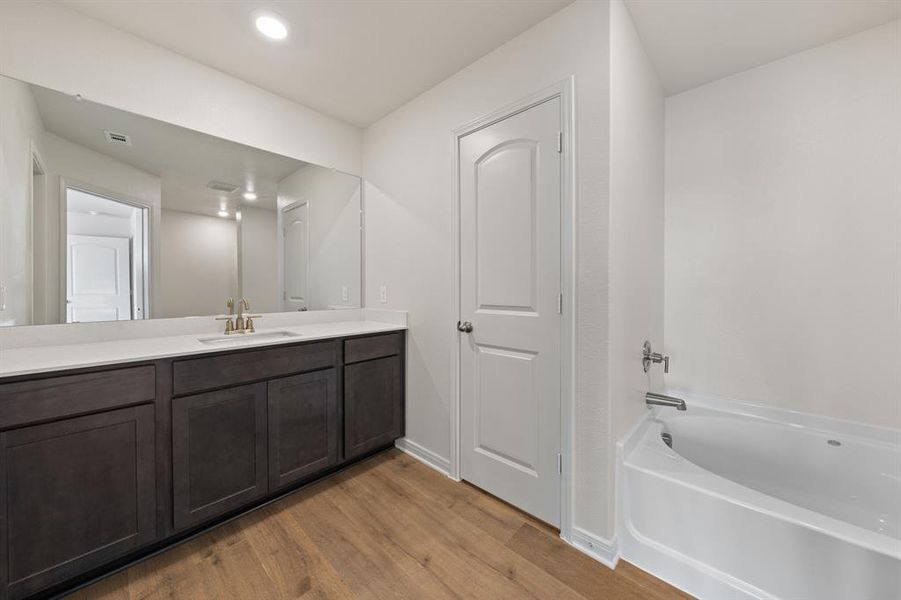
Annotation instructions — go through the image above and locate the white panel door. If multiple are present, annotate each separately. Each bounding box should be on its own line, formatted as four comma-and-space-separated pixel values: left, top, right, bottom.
459, 97, 562, 526
283, 203, 309, 311
66, 234, 132, 323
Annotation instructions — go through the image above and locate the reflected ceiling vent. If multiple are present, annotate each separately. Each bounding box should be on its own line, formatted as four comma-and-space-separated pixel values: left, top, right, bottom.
104, 130, 132, 146
207, 180, 240, 194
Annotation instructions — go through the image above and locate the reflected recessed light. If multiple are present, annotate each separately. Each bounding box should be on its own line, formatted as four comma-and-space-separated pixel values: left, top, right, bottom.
254, 13, 288, 40
88, 210, 99, 215
218, 210, 230, 218
243, 191, 257, 201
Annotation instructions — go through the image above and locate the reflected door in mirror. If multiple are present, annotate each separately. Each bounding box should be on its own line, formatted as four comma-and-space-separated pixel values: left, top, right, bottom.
283, 202, 309, 311
66, 235, 131, 323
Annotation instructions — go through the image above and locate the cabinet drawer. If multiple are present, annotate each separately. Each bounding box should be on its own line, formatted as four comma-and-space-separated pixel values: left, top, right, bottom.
172, 341, 336, 396
344, 333, 402, 364
0, 366, 156, 430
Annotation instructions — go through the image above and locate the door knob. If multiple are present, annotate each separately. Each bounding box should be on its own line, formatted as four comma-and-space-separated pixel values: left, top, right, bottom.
457, 321, 473, 333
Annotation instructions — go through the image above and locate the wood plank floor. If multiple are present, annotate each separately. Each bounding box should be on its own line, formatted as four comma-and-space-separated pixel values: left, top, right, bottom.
70, 449, 691, 599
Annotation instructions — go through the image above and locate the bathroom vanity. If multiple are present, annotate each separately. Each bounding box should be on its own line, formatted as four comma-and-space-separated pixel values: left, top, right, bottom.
0, 61, 401, 599
0, 324, 405, 599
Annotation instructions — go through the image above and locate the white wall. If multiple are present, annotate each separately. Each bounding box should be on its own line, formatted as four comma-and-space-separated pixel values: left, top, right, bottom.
158, 210, 236, 318
277, 165, 362, 310
665, 20, 901, 428
608, 0, 665, 519
238, 206, 279, 313
0, 76, 44, 326
0, 1, 362, 175
363, 0, 612, 539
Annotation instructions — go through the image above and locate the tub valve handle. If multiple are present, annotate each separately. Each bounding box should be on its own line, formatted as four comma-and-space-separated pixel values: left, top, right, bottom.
642, 341, 669, 374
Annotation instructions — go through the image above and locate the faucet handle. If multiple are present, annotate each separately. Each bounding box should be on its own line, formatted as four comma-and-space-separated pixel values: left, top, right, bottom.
226, 297, 234, 315
216, 315, 235, 334
642, 340, 670, 373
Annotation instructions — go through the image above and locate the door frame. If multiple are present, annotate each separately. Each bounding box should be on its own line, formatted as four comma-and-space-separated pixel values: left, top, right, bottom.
449, 78, 576, 540
28, 141, 46, 325
58, 177, 155, 323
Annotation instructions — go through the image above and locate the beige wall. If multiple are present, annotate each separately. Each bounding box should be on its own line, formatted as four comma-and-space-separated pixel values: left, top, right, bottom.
158, 210, 236, 319
664, 20, 901, 428
238, 206, 279, 313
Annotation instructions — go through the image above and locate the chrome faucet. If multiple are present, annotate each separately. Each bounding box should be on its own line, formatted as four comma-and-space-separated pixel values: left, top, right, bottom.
642, 340, 669, 373
646, 392, 687, 411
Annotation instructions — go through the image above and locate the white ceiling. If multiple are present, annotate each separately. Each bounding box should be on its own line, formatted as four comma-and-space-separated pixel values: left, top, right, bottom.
60, 0, 573, 127
68, 188, 137, 218
625, 0, 901, 96
32, 84, 306, 217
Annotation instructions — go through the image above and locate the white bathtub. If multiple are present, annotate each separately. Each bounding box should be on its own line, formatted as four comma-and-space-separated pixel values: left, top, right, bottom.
617, 396, 901, 600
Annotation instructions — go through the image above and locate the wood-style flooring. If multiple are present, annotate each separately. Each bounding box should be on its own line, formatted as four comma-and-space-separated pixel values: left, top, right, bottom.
70, 449, 691, 599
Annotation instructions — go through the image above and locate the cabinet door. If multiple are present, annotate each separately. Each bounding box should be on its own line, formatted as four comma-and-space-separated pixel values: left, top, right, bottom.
172, 383, 267, 530
0, 405, 156, 600
268, 369, 338, 491
344, 355, 404, 460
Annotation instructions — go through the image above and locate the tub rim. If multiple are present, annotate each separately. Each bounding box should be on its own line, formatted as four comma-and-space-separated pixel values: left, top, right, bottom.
619, 400, 901, 561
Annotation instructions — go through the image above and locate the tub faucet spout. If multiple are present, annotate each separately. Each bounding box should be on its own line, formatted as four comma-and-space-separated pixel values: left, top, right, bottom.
646, 392, 687, 411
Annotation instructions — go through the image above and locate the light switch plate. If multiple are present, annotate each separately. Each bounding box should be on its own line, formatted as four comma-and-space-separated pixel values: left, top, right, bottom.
342, 286, 348, 302
379, 285, 388, 304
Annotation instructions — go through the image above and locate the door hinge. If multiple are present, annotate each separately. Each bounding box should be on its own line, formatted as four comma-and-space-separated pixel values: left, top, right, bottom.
557, 452, 563, 474
557, 131, 563, 153
557, 292, 563, 315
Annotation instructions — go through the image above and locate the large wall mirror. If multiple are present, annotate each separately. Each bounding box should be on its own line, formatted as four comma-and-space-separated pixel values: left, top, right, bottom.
0, 74, 362, 327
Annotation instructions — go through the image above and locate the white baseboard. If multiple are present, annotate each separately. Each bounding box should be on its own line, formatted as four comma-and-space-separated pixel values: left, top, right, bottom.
394, 438, 450, 476
396, 439, 618, 570
569, 527, 619, 569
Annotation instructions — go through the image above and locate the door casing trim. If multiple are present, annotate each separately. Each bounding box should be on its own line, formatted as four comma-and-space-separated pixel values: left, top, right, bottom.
449, 78, 576, 541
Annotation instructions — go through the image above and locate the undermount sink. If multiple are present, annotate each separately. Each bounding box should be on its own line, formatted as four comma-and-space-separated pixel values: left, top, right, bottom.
197, 330, 301, 346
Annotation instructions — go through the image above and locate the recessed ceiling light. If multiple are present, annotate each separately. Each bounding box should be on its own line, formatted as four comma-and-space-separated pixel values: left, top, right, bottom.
254, 13, 288, 40
218, 210, 230, 218
243, 191, 257, 201
88, 210, 99, 216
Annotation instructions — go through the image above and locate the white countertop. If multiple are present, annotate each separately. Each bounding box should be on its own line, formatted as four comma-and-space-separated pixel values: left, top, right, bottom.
0, 313, 406, 379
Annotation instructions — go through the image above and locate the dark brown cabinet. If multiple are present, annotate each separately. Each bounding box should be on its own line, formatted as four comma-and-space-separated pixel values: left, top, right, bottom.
171, 383, 268, 530
268, 369, 338, 490
0, 330, 404, 598
0, 405, 156, 600
344, 355, 404, 460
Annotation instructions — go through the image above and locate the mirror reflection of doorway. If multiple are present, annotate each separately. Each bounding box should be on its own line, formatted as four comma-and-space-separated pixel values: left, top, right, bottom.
65, 187, 149, 323
282, 201, 309, 312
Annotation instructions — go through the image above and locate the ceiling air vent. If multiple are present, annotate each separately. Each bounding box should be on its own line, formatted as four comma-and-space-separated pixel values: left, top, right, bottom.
207, 180, 240, 194
104, 130, 132, 146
